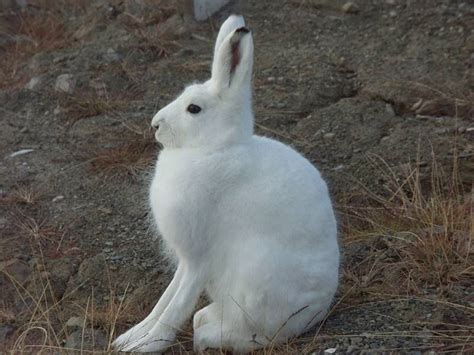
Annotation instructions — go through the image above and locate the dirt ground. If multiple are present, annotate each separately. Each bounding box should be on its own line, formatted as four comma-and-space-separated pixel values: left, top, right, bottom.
0, 0, 473, 353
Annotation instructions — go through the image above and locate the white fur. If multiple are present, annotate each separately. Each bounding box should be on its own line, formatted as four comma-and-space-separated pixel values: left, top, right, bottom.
113, 14, 339, 353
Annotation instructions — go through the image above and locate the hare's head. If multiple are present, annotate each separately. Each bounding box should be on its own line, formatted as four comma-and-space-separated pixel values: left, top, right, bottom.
152, 15, 254, 149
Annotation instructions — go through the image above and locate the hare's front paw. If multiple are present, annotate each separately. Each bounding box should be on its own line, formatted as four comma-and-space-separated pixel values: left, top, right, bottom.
113, 321, 153, 350
114, 324, 174, 353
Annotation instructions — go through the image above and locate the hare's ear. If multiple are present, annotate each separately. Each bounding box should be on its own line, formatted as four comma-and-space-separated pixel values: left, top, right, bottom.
213, 15, 245, 61
211, 25, 253, 92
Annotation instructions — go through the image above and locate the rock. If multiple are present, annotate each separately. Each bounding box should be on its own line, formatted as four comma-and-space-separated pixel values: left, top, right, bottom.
73, 18, 100, 41
342, 2, 359, 14
64, 329, 107, 351
24, 76, 43, 91
55, 74, 76, 94
9, 149, 34, 158
103, 48, 122, 63
65, 316, 85, 329
78, 254, 108, 284
385, 103, 395, 115
52, 195, 65, 203
324, 132, 336, 139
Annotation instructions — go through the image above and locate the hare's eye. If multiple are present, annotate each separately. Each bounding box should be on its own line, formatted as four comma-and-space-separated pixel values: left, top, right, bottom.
187, 104, 201, 114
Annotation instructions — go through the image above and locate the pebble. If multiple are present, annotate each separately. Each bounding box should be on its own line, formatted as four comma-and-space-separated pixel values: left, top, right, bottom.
98, 207, 112, 215
9, 149, 34, 158
385, 103, 395, 115
324, 132, 336, 139
103, 48, 121, 62
342, 2, 359, 14
24, 76, 43, 91
54, 74, 76, 94
52, 195, 65, 203
65, 316, 85, 329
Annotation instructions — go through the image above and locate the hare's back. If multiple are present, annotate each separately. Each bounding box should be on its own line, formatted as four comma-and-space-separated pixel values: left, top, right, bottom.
224, 136, 336, 241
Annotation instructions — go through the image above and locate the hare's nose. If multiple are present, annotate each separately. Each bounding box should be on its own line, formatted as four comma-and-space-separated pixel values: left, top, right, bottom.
151, 114, 162, 129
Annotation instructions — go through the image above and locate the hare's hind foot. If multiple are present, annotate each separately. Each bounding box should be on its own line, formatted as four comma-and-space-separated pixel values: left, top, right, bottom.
193, 304, 267, 353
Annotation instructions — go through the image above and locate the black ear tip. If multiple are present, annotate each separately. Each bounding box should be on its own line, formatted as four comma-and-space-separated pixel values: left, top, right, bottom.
236, 27, 250, 34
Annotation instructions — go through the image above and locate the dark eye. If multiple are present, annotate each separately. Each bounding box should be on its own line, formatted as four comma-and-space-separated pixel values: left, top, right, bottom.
187, 104, 201, 114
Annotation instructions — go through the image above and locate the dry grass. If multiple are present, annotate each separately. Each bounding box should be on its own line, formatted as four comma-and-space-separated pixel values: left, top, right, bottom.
0, 211, 131, 353
58, 85, 145, 125
86, 126, 156, 178
0, 6, 70, 89
0, 186, 42, 205
341, 152, 473, 297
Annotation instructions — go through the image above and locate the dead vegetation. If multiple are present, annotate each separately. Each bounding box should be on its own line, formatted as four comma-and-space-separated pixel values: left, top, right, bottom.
58, 85, 145, 125
0, 4, 71, 89
341, 152, 473, 298
0, 186, 42, 205
87, 137, 156, 178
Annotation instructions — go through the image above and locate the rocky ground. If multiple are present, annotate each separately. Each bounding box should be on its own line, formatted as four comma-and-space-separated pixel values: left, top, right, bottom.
0, 0, 473, 353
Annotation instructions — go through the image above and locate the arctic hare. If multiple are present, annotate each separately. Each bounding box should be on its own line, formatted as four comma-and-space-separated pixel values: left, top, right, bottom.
114, 15, 339, 353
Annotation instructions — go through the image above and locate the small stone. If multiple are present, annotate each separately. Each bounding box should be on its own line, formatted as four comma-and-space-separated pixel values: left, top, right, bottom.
389, 10, 397, 17
103, 48, 121, 62
385, 103, 395, 115
52, 195, 65, 203
342, 2, 359, 14
53, 106, 61, 115
9, 149, 34, 158
98, 207, 112, 215
323, 132, 336, 139
55, 74, 76, 94
24, 76, 43, 91
380, 136, 390, 143
65, 316, 85, 329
